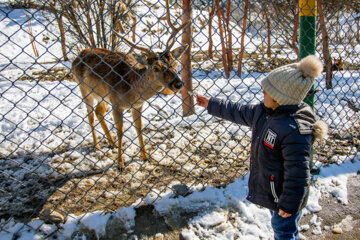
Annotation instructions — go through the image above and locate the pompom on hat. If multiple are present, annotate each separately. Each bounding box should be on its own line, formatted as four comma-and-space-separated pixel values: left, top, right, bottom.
261, 55, 323, 106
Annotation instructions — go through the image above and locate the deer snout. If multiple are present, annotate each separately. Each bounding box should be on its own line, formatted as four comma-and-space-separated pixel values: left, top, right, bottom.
168, 75, 183, 91
173, 80, 184, 90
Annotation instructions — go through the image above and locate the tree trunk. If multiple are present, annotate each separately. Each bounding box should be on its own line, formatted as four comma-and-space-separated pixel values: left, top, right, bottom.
82, 1, 96, 48
208, 2, 215, 60
292, 2, 299, 56
26, 14, 39, 58
56, 14, 69, 61
215, 0, 229, 78
237, 0, 249, 76
318, 0, 332, 89
263, 8, 271, 58
226, 0, 233, 71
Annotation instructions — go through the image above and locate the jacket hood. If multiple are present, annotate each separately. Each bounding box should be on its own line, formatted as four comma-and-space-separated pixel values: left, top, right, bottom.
293, 103, 328, 140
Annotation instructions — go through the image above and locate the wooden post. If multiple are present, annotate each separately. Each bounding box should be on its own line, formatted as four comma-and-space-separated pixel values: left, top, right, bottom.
181, 0, 195, 116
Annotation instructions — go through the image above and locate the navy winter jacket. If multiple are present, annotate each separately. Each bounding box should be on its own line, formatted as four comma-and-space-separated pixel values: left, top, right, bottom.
207, 98, 316, 214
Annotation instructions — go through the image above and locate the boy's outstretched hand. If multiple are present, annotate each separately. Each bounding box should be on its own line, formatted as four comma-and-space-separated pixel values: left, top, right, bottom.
196, 94, 210, 108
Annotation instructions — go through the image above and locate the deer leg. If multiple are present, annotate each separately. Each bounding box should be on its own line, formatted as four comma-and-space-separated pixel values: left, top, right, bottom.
81, 95, 100, 150
87, 111, 100, 150
131, 107, 149, 161
112, 108, 125, 170
95, 102, 115, 148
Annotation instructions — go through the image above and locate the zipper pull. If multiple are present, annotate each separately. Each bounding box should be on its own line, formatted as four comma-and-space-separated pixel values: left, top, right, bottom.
270, 175, 279, 203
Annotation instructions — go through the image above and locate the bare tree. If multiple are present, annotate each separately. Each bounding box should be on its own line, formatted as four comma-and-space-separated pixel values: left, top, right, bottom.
23, 0, 134, 50
318, 0, 332, 89
215, 0, 229, 78
263, 7, 272, 58
225, 0, 233, 72
237, 0, 249, 76
268, 0, 298, 54
10, 0, 136, 56
208, 1, 216, 60
292, 1, 299, 56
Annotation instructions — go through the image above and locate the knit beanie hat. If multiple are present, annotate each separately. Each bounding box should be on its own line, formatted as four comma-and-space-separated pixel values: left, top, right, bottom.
261, 55, 323, 105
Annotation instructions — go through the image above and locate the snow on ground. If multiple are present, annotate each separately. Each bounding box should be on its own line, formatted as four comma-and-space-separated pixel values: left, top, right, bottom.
0, 1, 360, 240
0, 156, 359, 240
0, 60, 358, 240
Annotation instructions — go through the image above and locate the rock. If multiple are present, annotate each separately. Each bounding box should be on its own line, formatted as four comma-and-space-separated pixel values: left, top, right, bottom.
104, 214, 130, 240
332, 227, 343, 234
72, 229, 97, 240
172, 184, 191, 197
164, 213, 185, 230
154, 233, 164, 240
39, 208, 65, 224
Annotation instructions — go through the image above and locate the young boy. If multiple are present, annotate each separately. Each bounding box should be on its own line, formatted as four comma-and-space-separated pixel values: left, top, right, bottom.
196, 55, 327, 240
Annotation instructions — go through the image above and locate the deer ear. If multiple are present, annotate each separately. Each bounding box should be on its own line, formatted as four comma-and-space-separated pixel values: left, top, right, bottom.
171, 45, 189, 59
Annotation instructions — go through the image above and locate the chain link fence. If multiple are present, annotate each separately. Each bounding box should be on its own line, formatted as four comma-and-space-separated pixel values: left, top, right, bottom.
0, 0, 359, 238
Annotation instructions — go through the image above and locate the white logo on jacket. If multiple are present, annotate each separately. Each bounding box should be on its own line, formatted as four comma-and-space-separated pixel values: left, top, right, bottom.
264, 129, 277, 149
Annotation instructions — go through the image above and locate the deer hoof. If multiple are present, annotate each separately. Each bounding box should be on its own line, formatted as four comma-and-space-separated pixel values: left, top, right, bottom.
141, 153, 150, 162
117, 164, 125, 172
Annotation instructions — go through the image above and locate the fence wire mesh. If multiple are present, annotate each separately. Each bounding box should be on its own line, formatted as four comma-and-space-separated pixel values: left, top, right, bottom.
0, 0, 359, 238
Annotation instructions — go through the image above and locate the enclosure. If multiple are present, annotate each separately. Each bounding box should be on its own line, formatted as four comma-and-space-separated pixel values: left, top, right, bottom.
0, 0, 359, 238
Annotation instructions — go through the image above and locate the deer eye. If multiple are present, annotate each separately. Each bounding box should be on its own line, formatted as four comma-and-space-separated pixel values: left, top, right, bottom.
153, 65, 162, 72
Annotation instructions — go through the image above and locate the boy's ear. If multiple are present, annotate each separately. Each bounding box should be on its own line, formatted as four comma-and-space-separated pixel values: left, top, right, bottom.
171, 45, 190, 59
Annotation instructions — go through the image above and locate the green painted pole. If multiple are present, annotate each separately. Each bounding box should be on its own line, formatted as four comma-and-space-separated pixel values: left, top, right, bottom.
299, 0, 317, 108
299, 0, 317, 171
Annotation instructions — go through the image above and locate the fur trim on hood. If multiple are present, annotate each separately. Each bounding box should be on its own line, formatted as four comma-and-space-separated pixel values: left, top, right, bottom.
313, 120, 328, 140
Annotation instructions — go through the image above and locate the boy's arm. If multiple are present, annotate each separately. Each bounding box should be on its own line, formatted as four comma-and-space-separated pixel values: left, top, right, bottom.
278, 131, 312, 215
205, 97, 256, 127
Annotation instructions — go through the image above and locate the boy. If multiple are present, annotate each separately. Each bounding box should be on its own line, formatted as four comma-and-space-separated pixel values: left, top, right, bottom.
196, 55, 327, 240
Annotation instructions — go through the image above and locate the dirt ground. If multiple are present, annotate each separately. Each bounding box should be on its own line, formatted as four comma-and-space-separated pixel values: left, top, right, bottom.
301, 174, 360, 240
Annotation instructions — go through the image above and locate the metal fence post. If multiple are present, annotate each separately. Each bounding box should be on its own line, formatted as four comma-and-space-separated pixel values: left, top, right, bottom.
299, 0, 316, 107
299, 0, 317, 170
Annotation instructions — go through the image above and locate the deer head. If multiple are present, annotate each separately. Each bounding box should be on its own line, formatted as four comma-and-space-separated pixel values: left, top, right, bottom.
120, 18, 191, 95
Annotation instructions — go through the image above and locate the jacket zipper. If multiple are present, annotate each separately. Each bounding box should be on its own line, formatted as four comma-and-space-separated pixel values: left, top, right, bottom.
270, 175, 279, 203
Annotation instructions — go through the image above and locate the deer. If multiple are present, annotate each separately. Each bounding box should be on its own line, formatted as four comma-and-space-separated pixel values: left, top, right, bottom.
323, 57, 345, 72
71, 14, 190, 171
331, 58, 344, 71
